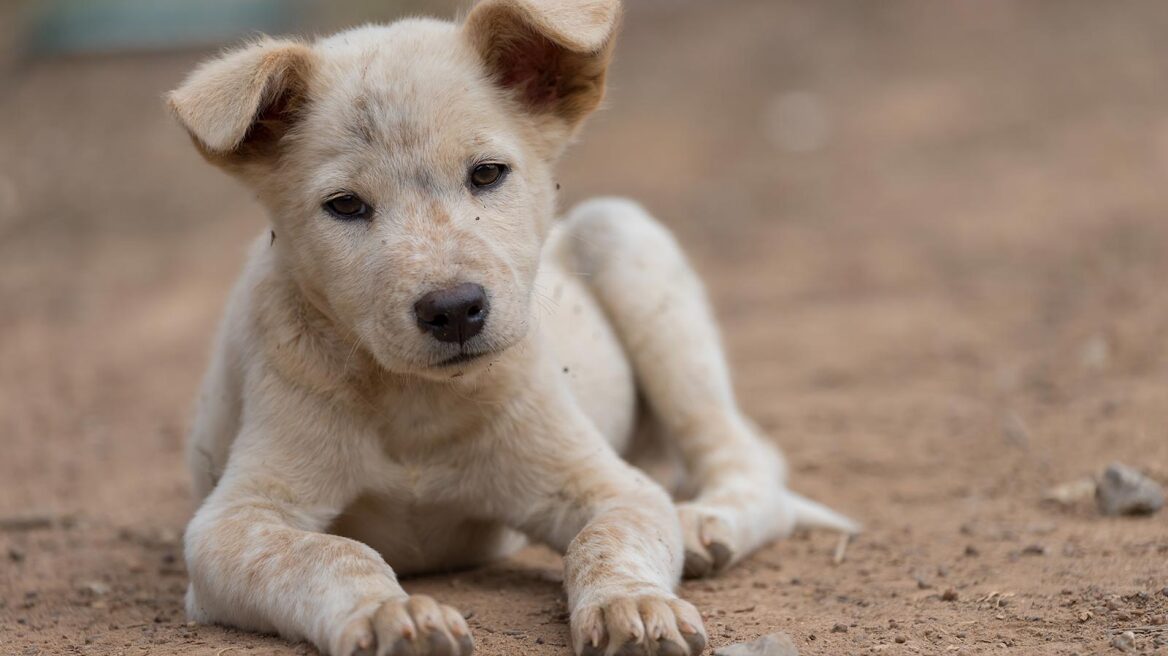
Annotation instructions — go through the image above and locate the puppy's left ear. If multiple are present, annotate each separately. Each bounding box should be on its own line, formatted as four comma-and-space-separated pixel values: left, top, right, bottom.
464, 0, 621, 141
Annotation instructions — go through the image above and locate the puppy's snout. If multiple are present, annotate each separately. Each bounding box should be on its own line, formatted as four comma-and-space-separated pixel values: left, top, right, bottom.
414, 283, 489, 344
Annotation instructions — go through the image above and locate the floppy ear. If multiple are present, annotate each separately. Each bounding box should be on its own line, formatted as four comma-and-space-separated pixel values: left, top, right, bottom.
167, 37, 314, 160
464, 0, 621, 132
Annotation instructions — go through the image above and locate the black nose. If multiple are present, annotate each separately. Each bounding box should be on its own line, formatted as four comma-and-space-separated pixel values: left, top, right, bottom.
414, 282, 489, 343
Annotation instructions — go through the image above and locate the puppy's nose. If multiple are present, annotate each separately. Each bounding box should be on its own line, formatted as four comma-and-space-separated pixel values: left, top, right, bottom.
414, 282, 489, 343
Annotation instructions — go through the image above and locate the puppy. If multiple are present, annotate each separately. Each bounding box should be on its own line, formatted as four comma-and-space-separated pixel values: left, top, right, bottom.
169, 1, 855, 654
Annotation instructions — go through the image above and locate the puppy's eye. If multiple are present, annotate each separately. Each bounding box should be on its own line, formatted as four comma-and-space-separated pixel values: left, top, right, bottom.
469, 163, 507, 189
323, 194, 371, 220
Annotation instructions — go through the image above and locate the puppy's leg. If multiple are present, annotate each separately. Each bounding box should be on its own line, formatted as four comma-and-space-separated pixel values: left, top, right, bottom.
482, 393, 706, 656
561, 198, 854, 577
186, 381, 472, 656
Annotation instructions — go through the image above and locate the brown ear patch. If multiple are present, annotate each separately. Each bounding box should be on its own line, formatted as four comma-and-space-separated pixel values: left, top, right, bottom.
466, 0, 621, 126
494, 26, 566, 110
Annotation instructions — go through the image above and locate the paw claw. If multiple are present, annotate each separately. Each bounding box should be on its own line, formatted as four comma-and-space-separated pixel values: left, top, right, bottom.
707, 541, 733, 572
342, 595, 471, 656
679, 503, 739, 579
572, 593, 705, 656
682, 549, 712, 579
656, 638, 688, 656
681, 631, 706, 655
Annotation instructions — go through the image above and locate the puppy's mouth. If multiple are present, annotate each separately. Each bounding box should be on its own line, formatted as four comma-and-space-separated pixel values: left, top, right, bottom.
433, 350, 492, 368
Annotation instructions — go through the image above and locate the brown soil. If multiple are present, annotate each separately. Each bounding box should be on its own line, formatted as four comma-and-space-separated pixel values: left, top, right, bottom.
3, 2, 1167, 655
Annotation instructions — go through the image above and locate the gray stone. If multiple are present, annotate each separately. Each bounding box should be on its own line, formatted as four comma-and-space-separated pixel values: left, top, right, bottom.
714, 633, 799, 656
1095, 463, 1164, 516
1111, 630, 1136, 652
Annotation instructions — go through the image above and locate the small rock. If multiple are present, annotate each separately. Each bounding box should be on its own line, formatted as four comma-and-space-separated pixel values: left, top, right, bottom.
894, 636, 907, 644
1095, 463, 1164, 516
1044, 476, 1099, 506
964, 545, 979, 557
714, 632, 799, 656
831, 623, 848, 633
7, 546, 25, 562
1022, 544, 1047, 556
1078, 611, 1092, 622
941, 588, 959, 602
79, 581, 111, 596
1111, 630, 1136, 652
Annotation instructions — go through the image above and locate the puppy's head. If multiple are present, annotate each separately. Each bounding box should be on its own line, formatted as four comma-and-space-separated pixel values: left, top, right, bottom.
169, 0, 620, 379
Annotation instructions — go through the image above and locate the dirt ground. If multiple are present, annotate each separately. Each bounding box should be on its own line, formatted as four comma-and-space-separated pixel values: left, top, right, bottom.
3, 2, 1168, 655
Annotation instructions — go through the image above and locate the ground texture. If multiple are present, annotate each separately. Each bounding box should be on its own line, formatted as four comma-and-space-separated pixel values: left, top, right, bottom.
2, 1, 1168, 654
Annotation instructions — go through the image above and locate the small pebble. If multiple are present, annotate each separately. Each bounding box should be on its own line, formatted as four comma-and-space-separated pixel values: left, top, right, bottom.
1078, 611, 1092, 622
1111, 630, 1135, 652
7, 546, 25, 562
1042, 477, 1097, 506
79, 581, 111, 596
942, 588, 959, 602
714, 632, 800, 656
1096, 462, 1164, 516
831, 624, 848, 633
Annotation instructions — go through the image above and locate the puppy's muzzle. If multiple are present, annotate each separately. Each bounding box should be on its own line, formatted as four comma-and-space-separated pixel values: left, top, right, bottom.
414, 282, 489, 344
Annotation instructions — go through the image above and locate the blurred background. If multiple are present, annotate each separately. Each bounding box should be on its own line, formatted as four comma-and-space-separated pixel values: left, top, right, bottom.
2, 1, 1167, 654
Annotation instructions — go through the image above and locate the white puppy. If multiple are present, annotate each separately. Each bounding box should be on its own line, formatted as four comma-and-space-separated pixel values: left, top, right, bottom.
169, 1, 855, 654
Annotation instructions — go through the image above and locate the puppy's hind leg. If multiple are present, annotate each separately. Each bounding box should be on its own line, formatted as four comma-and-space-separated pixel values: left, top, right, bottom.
561, 198, 856, 578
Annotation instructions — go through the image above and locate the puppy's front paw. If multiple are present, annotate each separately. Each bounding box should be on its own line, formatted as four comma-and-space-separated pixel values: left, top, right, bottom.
335, 594, 473, 656
571, 592, 706, 656
678, 502, 737, 579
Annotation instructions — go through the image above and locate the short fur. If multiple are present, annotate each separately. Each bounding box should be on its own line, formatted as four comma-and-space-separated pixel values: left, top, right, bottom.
169, 1, 855, 655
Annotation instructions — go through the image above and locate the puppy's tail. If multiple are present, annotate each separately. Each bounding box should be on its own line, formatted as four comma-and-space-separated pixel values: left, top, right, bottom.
785, 489, 861, 534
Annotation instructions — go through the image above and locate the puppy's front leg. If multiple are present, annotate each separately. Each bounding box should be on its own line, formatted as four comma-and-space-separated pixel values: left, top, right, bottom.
481, 396, 707, 656
186, 380, 471, 656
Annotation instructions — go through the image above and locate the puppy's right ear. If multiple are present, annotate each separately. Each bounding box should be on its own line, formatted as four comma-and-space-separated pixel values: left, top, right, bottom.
167, 38, 313, 160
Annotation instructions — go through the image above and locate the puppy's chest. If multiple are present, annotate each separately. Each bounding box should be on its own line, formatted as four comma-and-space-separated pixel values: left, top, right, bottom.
366, 401, 491, 505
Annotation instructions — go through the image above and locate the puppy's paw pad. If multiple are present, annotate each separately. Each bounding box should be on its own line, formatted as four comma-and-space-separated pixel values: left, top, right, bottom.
571, 593, 706, 656
678, 503, 738, 579
337, 595, 473, 656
